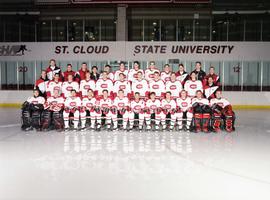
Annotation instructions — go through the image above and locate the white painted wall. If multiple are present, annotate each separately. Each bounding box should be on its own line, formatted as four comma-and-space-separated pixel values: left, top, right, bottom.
0, 91, 269, 106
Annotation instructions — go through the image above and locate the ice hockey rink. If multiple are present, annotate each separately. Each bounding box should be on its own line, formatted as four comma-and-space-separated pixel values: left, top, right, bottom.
0, 108, 270, 200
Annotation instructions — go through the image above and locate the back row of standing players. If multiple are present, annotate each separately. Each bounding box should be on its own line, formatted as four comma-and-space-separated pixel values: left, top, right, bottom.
22, 59, 235, 132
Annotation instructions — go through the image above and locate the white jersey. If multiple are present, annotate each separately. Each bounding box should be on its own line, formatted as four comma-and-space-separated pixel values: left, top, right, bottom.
145, 68, 160, 81
95, 79, 114, 96
145, 99, 161, 112
46, 96, 65, 111
128, 69, 145, 82
46, 81, 62, 96
184, 80, 203, 97
160, 71, 171, 82
210, 98, 230, 108
27, 96, 45, 105
114, 80, 131, 96
131, 79, 149, 97
81, 97, 98, 109
64, 97, 81, 109
113, 97, 130, 109
176, 97, 192, 112
80, 79, 96, 97
192, 97, 209, 106
165, 80, 183, 98
149, 79, 165, 97
100, 72, 114, 81
161, 99, 177, 110
99, 98, 113, 108
130, 99, 145, 113
62, 81, 79, 98
114, 70, 128, 81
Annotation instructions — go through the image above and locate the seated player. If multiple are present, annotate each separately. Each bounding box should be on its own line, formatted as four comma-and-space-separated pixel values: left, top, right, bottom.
128, 61, 145, 82
80, 89, 100, 130
113, 73, 131, 98
165, 72, 183, 99
184, 71, 203, 98
175, 63, 189, 86
145, 92, 162, 131
149, 72, 165, 99
96, 71, 114, 98
21, 89, 45, 131
176, 90, 193, 131
131, 71, 149, 99
111, 90, 130, 130
63, 89, 81, 131
160, 64, 172, 82
192, 90, 211, 133
210, 90, 236, 132
145, 61, 160, 82
98, 89, 113, 130
46, 73, 62, 97
114, 61, 128, 81
129, 92, 145, 130
62, 74, 79, 98
160, 91, 177, 131
80, 72, 96, 97
42, 89, 64, 131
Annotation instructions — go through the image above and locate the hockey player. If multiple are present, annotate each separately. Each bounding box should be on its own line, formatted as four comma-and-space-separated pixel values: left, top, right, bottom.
35, 70, 48, 97
45, 59, 62, 81
145, 61, 160, 81
145, 92, 162, 131
160, 91, 177, 130
80, 89, 100, 130
165, 72, 183, 99
62, 74, 79, 98
128, 61, 145, 82
184, 72, 203, 97
203, 66, 220, 87
79, 72, 96, 97
131, 71, 149, 99
42, 89, 64, 131
111, 89, 130, 130
114, 62, 128, 81
21, 89, 45, 131
160, 64, 172, 82
175, 63, 189, 86
63, 89, 81, 131
113, 73, 131, 98
149, 72, 165, 99
100, 64, 114, 80
210, 90, 235, 132
98, 89, 113, 130
175, 90, 193, 131
129, 92, 145, 130
76, 62, 90, 81
191, 61, 206, 81
192, 90, 211, 133
203, 76, 219, 100
62, 64, 77, 82
46, 73, 62, 97
95, 71, 114, 97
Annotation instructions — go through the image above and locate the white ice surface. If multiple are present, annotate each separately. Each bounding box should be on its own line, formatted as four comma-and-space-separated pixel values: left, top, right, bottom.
0, 108, 270, 200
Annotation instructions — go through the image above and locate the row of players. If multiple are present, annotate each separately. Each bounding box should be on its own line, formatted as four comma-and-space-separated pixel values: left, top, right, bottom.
21, 87, 235, 133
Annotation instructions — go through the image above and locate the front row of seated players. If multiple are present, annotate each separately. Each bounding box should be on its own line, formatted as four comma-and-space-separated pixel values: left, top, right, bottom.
21, 88, 235, 133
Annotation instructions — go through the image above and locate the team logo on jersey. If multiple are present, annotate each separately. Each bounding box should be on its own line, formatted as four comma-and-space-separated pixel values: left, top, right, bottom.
101, 104, 108, 108
150, 105, 157, 109
149, 74, 154, 78
31, 101, 38, 104
70, 102, 76, 107
152, 84, 159, 89
134, 105, 141, 110
67, 86, 73, 91
101, 84, 108, 88
164, 105, 171, 109
170, 85, 177, 90
190, 84, 197, 89
84, 85, 90, 90
165, 77, 171, 81
52, 101, 57, 105
218, 103, 224, 107
133, 73, 138, 78
136, 84, 143, 89
118, 103, 125, 107
86, 103, 93, 107
119, 85, 126, 90
181, 102, 188, 107
54, 86, 60, 91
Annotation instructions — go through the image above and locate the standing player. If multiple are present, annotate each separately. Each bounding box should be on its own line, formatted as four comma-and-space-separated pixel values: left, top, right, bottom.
77, 62, 90, 81
46, 73, 62, 97
98, 89, 113, 130
203, 66, 220, 87
100, 64, 114, 80
175, 63, 189, 86
191, 61, 206, 81
95, 71, 114, 97
145, 92, 162, 131
131, 71, 149, 99
62, 74, 79, 98
160, 64, 172, 82
176, 90, 193, 131
203, 76, 219, 100
111, 90, 130, 130
63, 89, 81, 131
165, 72, 183, 99
145, 61, 160, 82
35, 70, 48, 97
128, 61, 144, 82
192, 90, 211, 133
62, 64, 76, 82
149, 72, 165, 99
129, 92, 145, 130
45, 59, 62, 81
113, 73, 131, 98
184, 72, 203, 97
114, 62, 128, 81
160, 91, 177, 130
210, 91, 235, 132
80, 72, 96, 97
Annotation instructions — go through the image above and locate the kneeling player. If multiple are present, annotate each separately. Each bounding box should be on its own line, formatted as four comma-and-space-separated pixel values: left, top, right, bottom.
160, 91, 177, 130
63, 89, 81, 131
192, 90, 211, 133
80, 89, 100, 130
21, 89, 45, 131
210, 91, 235, 132
176, 90, 193, 131
145, 92, 162, 131
98, 89, 113, 130
129, 92, 145, 130
111, 90, 130, 130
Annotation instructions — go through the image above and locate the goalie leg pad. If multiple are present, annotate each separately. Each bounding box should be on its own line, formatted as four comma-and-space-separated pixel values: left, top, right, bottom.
52, 111, 64, 130
31, 110, 42, 129
194, 113, 202, 132
21, 109, 31, 130
41, 110, 51, 130
202, 113, 211, 133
